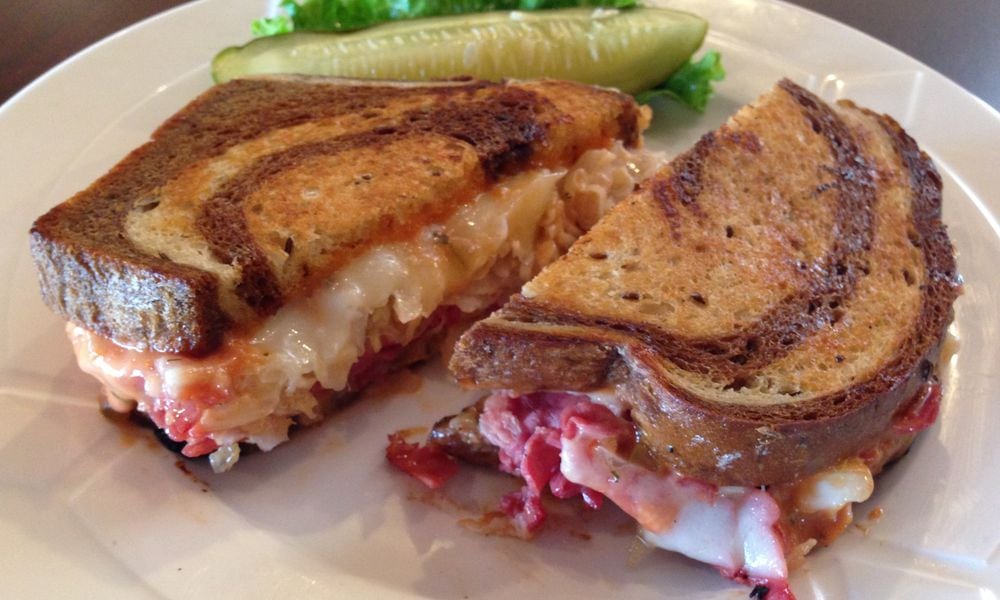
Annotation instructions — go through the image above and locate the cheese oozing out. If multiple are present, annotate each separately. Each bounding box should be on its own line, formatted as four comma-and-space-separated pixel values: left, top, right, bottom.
70, 143, 664, 472
474, 390, 877, 597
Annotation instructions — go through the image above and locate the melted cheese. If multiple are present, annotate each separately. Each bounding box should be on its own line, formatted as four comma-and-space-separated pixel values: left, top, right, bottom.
72, 143, 663, 471
792, 458, 874, 513
558, 409, 787, 581
635, 460, 874, 581
557, 392, 876, 585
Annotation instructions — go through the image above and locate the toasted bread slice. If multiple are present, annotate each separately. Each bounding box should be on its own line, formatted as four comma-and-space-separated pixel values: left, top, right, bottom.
30, 75, 645, 356
450, 79, 960, 486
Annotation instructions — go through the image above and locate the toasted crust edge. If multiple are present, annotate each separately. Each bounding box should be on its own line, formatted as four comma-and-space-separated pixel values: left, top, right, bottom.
30, 77, 646, 355
448, 86, 960, 486
30, 194, 230, 357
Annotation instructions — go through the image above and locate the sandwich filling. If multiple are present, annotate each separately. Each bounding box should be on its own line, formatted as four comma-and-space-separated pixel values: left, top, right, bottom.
388, 79, 959, 600
70, 142, 662, 472
389, 382, 941, 599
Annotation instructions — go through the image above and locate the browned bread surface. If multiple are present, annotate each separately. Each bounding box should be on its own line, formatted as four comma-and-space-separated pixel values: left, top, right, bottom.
450, 79, 960, 486
30, 75, 646, 355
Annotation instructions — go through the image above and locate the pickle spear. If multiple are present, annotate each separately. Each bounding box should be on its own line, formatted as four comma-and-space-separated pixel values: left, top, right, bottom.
212, 8, 707, 94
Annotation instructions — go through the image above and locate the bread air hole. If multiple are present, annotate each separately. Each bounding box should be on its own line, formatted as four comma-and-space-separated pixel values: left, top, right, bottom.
638, 300, 674, 315
134, 197, 160, 212
721, 375, 802, 396
703, 343, 728, 356
724, 376, 750, 392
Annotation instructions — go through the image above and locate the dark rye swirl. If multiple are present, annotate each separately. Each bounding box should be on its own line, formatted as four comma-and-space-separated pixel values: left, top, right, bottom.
449, 79, 961, 486
29, 75, 646, 355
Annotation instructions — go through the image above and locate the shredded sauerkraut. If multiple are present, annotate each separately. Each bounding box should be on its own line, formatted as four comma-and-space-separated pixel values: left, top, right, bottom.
71, 142, 664, 471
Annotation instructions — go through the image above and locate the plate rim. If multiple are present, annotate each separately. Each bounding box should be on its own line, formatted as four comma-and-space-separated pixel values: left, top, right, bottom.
1, 0, 997, 598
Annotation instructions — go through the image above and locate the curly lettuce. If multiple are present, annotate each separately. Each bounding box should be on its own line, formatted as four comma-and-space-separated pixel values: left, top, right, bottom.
253, 0, 638, 35
635, 50, 725, 112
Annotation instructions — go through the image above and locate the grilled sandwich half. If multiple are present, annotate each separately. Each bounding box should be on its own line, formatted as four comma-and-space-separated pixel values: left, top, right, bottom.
392, 79, 960, 598
30, 75, 660, 472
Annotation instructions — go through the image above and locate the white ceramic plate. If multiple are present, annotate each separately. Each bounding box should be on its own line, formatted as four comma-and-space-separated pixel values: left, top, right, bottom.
1, 1, 997, 598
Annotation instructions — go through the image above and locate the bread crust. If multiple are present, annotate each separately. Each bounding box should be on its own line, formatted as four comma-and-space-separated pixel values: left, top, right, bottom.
30, 76, 646, 355
449, 80, 960, 486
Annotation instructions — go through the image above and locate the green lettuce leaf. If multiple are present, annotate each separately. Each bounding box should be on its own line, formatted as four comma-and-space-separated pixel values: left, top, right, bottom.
251, 15, 294, 36
253, 0, 638, 35
635, 50, 725, 112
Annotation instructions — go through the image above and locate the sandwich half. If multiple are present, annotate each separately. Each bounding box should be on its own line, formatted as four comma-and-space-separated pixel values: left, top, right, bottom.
29, 75, 661, 472
389, 79, 960, 598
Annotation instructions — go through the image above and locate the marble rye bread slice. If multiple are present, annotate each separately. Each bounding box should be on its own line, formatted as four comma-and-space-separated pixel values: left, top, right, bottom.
29, 75, 646, 356
450, 79, 961, 487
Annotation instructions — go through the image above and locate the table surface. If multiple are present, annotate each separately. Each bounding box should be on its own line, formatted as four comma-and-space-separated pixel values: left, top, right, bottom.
3, 0, 999, 110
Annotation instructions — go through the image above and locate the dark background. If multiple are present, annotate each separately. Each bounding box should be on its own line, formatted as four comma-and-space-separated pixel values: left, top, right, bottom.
2, 0, 998, 109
